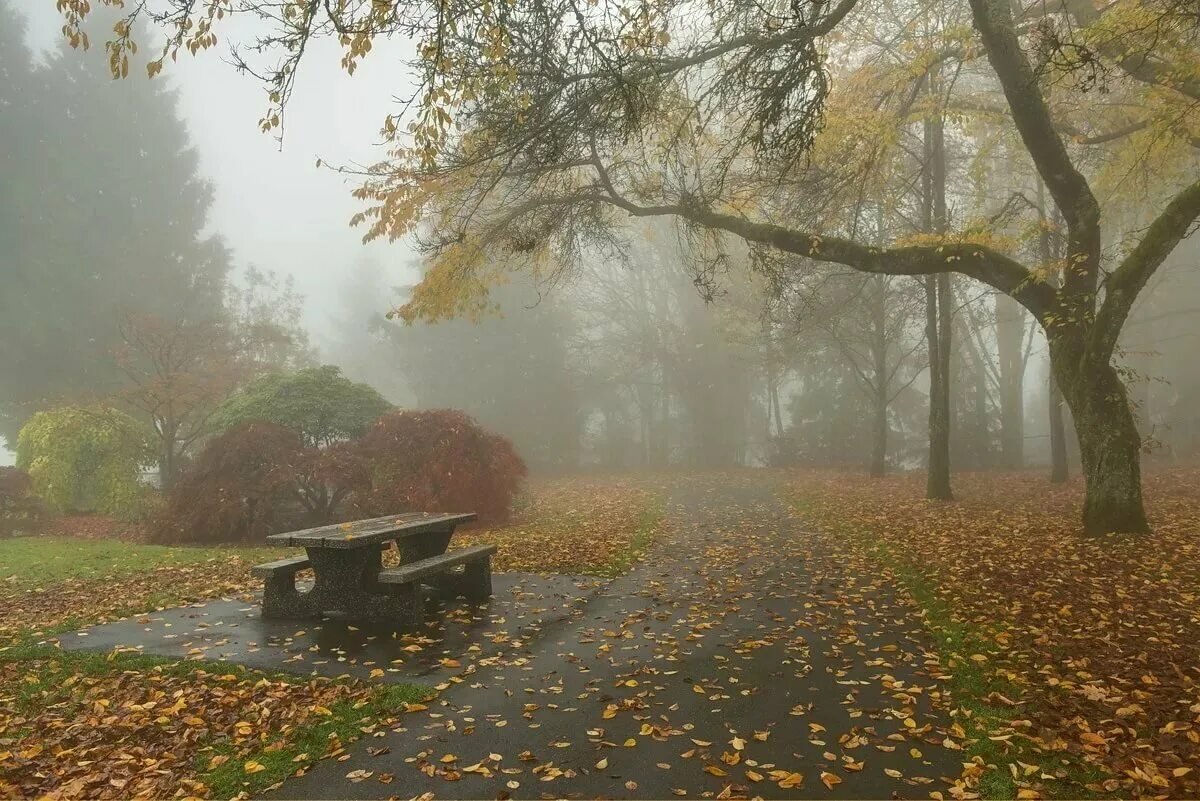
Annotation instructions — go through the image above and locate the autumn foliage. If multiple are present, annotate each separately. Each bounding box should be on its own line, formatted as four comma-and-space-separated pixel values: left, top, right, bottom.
156, 410, 525, 542
154, 421, 307, 544
355, 409, 527, 525
791, 468, 1200, 798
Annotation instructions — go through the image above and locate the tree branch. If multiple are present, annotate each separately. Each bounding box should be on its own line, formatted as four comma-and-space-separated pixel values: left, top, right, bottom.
1091, 177, 1200, 360
967, 0, 1101, 300
587, 158, 1056, 321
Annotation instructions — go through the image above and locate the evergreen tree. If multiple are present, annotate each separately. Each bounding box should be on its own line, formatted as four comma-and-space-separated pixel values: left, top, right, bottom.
0, 6, 230, 445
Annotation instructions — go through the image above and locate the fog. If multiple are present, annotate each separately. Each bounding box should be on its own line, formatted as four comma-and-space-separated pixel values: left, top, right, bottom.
2, 0, 1198, 483
14, 3, 415, 342
3, 1, 1200, 796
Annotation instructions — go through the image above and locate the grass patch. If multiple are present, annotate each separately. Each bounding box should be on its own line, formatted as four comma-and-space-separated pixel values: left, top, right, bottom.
0, 642, 427, 798
200, 681, 426, 798
796, 498, 1109, 800
0, 536, 284, 589
591, 498, 665, 578
884, 548, 1109, 798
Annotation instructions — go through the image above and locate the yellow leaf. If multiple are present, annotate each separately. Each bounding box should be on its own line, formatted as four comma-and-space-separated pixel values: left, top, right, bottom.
779, 771, 804, 788
244, 761, 266, 774
820, 771, 842, 789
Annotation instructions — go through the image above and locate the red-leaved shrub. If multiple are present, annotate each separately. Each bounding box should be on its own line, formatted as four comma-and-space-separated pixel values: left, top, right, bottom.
153, 421, 307, 544
355, 410, 527, 524
0, 466, 44, 537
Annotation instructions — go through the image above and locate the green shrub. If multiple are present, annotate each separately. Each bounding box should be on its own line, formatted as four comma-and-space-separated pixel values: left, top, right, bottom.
15, 406, 156, 519
212, 365, 391, 447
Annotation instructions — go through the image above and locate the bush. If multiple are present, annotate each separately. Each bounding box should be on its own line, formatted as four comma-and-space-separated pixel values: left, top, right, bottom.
0, 466, 45, 537
153, 421, 308, 544
155, 410, 527, 543
355, 409, 527, 524
15, 406, 155, 519
213, 365, 392, 447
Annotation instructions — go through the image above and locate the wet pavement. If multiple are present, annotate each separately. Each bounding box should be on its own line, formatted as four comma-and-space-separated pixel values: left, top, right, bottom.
262, 475, 964, 799
57, 573, 605, 684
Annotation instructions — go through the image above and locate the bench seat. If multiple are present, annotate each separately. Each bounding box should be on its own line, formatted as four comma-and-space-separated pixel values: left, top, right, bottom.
251, 555, 311, 578
378, 544, 497, 601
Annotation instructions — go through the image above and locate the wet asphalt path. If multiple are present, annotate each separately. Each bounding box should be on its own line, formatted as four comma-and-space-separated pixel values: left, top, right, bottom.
268, 475, 961, 799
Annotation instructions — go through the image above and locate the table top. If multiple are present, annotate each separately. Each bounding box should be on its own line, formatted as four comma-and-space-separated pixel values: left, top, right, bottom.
265, 512, 477, 549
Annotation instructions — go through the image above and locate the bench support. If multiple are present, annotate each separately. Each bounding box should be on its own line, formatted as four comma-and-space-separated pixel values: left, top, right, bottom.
458, 553, 493, 601
262, 573, 309, 619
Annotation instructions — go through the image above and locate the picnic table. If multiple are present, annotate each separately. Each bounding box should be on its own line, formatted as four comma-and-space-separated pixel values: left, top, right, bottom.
253, 511, 494, 625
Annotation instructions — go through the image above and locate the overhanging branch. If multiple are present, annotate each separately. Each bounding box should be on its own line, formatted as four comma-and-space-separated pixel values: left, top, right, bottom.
1091, 177, 1200, 361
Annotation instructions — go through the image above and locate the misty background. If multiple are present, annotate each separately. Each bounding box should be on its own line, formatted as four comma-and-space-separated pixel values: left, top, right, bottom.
3, 2, 1198, 474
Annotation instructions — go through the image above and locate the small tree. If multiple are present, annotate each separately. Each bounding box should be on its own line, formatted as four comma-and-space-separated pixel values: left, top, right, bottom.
355, 409, 527, 524
213, 365, 392, 448
294, 442, 372, 525
115, 311, 247, 489
15, 406, 154, 519
153, 421, 306, 543
0, 466, 44, 537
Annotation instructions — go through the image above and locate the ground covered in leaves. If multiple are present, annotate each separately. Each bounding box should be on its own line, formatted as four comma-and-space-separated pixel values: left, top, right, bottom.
459, 474, 663, 576
791, 467, 1200, 799
0, 646, 423, 800
261, 472, 967, 801
0, 474, 664, 799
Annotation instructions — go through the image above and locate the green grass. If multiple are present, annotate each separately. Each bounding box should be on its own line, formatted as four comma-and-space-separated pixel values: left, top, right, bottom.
790, 496, 1110, 800
0, 536, 285, 589
201, 681, 426, 797
592, 498, 666, 578
0, 642, 428, 798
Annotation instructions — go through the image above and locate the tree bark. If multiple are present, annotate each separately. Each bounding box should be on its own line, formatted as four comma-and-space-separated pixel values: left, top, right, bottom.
920, 72, 954, 500
927, 273, 954, 498
1052, 340, 1148, 533
870, 393, 888, 478
869, 273, 889, 477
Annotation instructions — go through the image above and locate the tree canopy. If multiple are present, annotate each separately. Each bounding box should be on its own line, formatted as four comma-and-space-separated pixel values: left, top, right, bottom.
212, 365, 393, 448
0, 2, 230, 444
58, 0, 1200, 531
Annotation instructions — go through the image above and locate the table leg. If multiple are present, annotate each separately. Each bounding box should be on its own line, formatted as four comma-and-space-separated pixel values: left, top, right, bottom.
261, 573, 312, 619
306, 547, 424, 625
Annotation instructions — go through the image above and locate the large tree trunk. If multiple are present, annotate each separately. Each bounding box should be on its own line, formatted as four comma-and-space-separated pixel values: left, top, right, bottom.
1052, 343, 1149, 533
869, 274, 889, 478
922, 76, 953, 500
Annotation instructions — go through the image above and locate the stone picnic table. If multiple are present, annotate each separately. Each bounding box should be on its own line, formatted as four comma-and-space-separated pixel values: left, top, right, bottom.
253, 511, 494, 625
